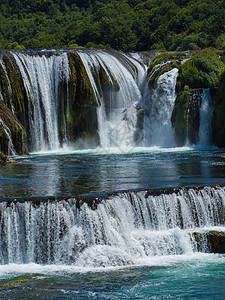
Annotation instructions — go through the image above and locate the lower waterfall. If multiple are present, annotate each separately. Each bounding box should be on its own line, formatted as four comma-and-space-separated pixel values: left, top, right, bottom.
0, 186, 224, 266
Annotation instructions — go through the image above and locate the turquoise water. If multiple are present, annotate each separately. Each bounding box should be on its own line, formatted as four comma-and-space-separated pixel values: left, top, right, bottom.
0, 147, 225, 299
0, 255, 225, 299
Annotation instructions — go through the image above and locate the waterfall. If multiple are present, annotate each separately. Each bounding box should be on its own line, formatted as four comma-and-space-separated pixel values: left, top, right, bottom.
12, 52, 71, 152
78, 50, 145, 149
199, 89, 213, 145
0, 186, 224, 266
0, 117, 15, 155
142, 68, 179, 147
0, 59, 14, 114
0, 50, 216, 152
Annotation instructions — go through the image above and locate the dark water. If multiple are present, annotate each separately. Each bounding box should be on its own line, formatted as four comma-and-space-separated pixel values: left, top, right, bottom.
1, 147, 225, 197
1, 146, 225, 299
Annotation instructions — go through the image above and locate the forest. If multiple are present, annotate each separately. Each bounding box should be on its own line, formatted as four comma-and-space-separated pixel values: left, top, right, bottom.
0, 0, 225, 51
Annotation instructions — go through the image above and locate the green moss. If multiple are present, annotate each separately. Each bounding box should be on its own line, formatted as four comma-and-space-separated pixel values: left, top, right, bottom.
149, 50, 225, 147
147, 51, 188, 88
148, 61, 180, 88
176, 49, 225, 92
99, 65, 119, 91
171, 90, 189, 146
92, 65, 103, 98
148, 51, 188, 75
68, 51, 98, 105
171, 89, 202, 146
66, 51, 99, 143
0, 101, 28, 155
193, 230, 225, 253
0, 64, 11, 108
0, 51, 28, 124
193, 232, 204, 251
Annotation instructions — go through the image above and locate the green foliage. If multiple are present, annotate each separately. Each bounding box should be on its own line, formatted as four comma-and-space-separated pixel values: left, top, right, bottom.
148, 51, 188, 75
0, 101, 27, 155
0, 52, 28, 122
176, 50, 225, 91
66, 50, 99, 143
68, 43, 84, 49
84, 42, 112, 49
0, 0, 225, 51
216, 33, 225, 50
171, 90, 189, 146
178, 33, 209, 51
147, 51, 188, 87
7, 41, 25, 49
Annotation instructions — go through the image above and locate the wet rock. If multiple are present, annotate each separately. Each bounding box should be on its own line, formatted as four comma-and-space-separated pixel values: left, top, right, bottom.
193, 231, 225, 254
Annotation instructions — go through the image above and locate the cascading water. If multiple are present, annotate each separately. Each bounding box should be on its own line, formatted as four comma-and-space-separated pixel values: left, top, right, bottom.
12, 52, 71, 152
0, 59, 14, 114
0, 117, 15, 155
78, 50, 145, 149
0, 186, 224, 266
142, 68, 179, 147
0, 50, 215, 153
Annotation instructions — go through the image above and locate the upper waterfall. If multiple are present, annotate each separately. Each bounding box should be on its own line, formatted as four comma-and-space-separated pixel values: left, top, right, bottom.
78, 50, 145, 149
12, 52, 71, 152
0, 49, 216, 154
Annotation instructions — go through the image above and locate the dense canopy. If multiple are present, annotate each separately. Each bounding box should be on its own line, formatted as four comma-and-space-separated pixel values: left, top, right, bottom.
0, 0, 225, 51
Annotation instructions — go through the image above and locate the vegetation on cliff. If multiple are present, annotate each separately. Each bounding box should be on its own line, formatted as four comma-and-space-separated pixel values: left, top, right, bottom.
176, 50, 225, 92
0, 0, 225, 52
0, 52, 28, 124
66, 50, 99, 144
148, 49, 225, 147
147, 52, 187, 88
0, 101, 27, 155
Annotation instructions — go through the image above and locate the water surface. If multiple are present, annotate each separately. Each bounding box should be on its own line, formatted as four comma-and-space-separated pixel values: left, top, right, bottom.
1, 147, 225, 197
1, 146, 225, 299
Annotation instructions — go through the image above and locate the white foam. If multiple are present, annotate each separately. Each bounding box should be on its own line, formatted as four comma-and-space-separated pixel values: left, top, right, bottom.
0, 253, 223, 278
13, 145, 195, 159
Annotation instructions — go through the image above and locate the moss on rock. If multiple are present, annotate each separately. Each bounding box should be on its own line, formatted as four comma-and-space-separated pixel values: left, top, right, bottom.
0, 101, 27, 155
66, 51, 99, 144
176, 49, 225, 92
152, 49, 225, 147
147, 51, 188, 88
0, 51, 28, 125
171, 89, 203, 146
99, 64, 120, 91
171, 90, 189, 146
